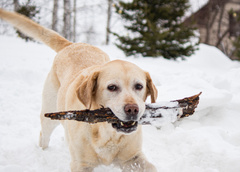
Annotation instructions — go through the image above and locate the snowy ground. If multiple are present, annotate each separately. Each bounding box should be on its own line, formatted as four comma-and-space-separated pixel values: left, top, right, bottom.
0, 36, 240, 172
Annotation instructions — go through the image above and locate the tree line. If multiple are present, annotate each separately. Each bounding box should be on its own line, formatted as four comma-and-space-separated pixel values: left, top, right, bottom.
0, 0, 113, 45
1, 0, 198, 60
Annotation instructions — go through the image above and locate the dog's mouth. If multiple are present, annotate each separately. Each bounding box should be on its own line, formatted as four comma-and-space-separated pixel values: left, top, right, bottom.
112, 121, 138, 134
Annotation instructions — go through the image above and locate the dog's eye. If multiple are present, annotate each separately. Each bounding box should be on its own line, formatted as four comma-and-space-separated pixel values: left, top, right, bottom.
135, 83, 143, 90
107, 85, 118, 92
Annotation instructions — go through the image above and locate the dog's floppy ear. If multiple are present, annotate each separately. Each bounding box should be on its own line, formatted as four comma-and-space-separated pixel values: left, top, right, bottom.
77, 71, 99, 109
145, 72, 158, 103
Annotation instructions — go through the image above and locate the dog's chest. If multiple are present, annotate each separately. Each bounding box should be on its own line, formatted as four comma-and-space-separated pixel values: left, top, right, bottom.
90, 124, 125, 165
95, 140, 120, 165
92, 132, 124, 165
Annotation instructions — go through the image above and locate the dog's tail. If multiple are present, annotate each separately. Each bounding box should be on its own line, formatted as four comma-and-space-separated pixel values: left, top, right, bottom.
0, 8, 72, 52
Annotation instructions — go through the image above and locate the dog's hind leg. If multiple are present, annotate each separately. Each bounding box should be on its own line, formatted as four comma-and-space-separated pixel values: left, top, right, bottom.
39, 71, 60, 149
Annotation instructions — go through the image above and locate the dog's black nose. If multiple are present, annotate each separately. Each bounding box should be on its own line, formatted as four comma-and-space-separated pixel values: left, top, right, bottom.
124, 104, 139, 120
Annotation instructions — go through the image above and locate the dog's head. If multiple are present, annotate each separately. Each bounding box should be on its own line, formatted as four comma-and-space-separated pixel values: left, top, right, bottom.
77, 60, 158, 134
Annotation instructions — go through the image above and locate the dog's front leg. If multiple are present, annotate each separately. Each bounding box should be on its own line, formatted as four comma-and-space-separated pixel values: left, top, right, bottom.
121, 153, 157, 172
68, 137, 98, 172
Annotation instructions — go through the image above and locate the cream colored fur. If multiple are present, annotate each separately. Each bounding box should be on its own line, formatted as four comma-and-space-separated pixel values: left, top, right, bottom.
0, 8, 158, 172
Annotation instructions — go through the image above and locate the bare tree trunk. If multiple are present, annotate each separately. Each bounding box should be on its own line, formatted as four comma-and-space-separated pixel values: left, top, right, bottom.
52, 0, 58, 32
204, 4, 211, 44
63, 0, 71, 40
217, 4, 225, 40
13, 0, 20, 11
229, 46, 236, 59
106, 0, 112, 45
216, 28, 229, 47
73, 0, 77, 42
205, 7, 219, 44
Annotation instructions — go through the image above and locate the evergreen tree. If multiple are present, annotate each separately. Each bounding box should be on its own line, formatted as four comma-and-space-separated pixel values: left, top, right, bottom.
230, 10, 240, 61
113, 0, 198, 59
233, 36, 240, 61
15, 2, 40, 42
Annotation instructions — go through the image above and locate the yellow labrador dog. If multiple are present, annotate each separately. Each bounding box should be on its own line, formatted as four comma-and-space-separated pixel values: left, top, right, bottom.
0, 9, 158, 172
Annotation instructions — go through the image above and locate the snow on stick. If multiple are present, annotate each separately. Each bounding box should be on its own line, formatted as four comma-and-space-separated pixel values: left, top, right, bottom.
45, 92, 201, 126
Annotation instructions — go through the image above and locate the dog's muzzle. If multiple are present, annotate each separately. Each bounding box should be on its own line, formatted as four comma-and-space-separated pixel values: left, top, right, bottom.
112, 104, 139, 134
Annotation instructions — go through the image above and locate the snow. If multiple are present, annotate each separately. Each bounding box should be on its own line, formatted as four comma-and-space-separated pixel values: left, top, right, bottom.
187, 0, 209, 15
146, 101, 179, 108
140, 101, 182, 127
1, 35, 240, 172
140, 107, 180, 127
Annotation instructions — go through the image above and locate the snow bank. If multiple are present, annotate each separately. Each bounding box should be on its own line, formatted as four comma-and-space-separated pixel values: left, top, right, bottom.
0, 36, 240, 172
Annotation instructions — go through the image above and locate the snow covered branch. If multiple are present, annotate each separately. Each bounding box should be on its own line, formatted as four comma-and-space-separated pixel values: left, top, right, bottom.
45, 92, 201, 126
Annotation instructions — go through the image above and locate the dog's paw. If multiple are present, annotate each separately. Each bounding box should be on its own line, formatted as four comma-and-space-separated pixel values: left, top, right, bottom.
39, 131, 49, 149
